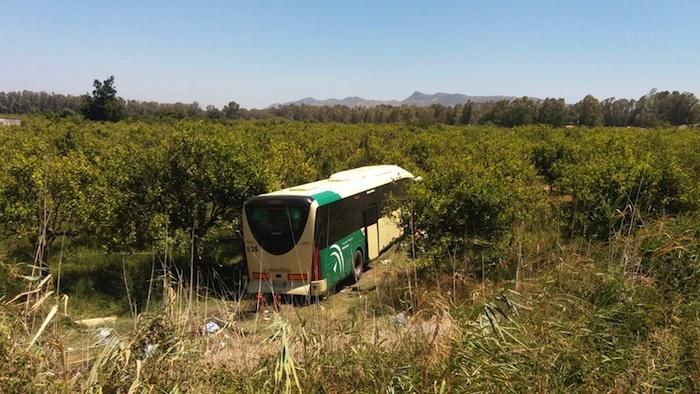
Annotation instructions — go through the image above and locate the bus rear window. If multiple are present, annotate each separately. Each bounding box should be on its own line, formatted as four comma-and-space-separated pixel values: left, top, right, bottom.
246, 201, 310, 255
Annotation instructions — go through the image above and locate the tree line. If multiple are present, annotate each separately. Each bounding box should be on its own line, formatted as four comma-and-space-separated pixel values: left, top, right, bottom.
1, 77, 698, 127
2, 119, 698, 269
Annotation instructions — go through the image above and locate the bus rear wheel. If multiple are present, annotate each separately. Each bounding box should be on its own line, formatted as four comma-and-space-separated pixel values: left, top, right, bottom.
352, 250, 364, 283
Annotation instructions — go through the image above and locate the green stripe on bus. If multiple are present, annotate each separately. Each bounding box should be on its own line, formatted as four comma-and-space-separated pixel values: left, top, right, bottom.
311, 190, 342, 206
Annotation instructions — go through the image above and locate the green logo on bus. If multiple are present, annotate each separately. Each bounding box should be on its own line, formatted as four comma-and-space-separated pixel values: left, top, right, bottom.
330, 244, 345, 273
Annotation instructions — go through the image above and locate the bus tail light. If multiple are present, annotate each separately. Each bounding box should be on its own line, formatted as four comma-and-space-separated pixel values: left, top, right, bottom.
288, 273, 308, 281
311, 245, 320, 281
252, 272, 269, 280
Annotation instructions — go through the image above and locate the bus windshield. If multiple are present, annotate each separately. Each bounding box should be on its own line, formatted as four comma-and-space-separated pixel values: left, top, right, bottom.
245, 199, 310, 255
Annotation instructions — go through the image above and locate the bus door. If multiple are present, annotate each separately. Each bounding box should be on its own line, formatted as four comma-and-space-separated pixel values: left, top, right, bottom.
363, 204, 379, 260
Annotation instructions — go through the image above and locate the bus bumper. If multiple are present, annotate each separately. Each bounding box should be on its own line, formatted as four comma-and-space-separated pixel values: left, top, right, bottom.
246, 278, 328, 296
309, 279, 327, 296
287, 279, 327, 296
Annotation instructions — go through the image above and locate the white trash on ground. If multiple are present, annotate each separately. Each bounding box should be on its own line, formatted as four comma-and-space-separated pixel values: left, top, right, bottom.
145, 343, 158, 356
205, 321, 221, 333
94, 327, 116, 345
393, 312, 407, 327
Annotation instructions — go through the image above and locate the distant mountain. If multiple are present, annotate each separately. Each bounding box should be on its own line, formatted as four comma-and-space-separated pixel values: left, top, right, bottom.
273, 91, 531, 108
401, 91, 518, 106
282, 96, 401, 107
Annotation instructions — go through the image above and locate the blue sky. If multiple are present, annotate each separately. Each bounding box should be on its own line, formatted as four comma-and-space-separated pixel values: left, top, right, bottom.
2, 1, 699, 108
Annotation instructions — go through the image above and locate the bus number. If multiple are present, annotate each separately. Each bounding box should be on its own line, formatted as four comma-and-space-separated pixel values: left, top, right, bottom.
247, 245, 259, 253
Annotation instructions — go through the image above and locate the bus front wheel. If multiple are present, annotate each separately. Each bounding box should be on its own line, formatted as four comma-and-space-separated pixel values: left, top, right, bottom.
352, 250, 364, 283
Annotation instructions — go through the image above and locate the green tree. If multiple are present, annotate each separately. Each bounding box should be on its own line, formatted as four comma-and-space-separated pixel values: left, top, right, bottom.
410, 131, 546, 266
205, 105, 223, 119
691, 104, 700, 124
631, 91, 662, 127
0, 148, 97, 267
223, 101, 241, 119
160, 130, 272, 265
654, 91, 698, 125
480, 98, 537, 127
80, 76, 125, 121
575, 95, 603, 126
459, 101, 473, 125
537, 98, 567, 127
602, 98, 635, 126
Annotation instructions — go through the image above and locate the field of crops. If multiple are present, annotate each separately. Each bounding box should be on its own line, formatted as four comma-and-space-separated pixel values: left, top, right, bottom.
1, 117, 700, 392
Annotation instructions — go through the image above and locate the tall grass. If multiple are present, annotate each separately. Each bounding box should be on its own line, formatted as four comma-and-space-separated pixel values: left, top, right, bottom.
2, 212, 700, 392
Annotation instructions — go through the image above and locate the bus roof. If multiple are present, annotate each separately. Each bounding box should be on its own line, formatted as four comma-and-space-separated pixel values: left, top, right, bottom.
260, 165, 414, 206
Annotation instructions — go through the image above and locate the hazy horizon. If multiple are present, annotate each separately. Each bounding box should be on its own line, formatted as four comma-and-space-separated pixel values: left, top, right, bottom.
2, 0, 699, 109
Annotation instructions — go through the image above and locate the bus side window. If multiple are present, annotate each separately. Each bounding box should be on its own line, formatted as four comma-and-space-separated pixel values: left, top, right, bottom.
372, 181, 396, 215
363, 204, 378, 225
328, 200, 347, 244
327, 196, 364, 244
315, 206, 329, 248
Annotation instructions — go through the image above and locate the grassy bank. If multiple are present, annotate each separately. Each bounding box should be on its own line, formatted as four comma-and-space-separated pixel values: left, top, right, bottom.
2, 213, 700, 392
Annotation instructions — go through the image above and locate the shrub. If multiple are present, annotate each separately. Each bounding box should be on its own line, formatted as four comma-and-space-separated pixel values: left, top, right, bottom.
557, 132, 697, 239
410, 133, 547, 271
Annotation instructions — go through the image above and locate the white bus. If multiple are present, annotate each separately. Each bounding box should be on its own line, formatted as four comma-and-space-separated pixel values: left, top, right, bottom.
242, 165, 414, 297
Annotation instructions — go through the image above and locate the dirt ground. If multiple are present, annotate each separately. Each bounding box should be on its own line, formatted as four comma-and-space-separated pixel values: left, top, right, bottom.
62, 247, 413, 370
